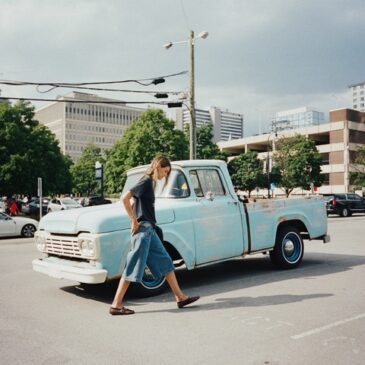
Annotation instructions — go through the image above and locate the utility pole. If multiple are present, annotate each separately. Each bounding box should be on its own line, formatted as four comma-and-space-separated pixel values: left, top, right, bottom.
189, 30, 196, 160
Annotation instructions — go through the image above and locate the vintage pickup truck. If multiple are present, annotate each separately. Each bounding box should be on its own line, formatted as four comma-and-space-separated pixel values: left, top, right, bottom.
32, 160, 330, 296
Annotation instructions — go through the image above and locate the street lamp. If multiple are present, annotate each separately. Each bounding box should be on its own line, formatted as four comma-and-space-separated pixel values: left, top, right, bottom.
266, 130, 277, 198
163, 31, 209, 159
95, 161, 104, 198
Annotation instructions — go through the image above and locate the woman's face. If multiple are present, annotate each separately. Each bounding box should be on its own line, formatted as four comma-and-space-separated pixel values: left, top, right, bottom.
156, 165, 171, 180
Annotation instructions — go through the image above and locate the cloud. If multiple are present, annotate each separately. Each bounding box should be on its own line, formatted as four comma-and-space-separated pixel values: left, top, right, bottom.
0, 0, 364, 136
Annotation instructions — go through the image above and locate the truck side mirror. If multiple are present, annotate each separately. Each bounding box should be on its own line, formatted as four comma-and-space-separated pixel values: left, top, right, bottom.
205, 191, 215, 201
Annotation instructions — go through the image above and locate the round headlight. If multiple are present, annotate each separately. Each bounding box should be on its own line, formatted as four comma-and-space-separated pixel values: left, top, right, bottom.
35, 235, 46, 252
78, 238, 95, 257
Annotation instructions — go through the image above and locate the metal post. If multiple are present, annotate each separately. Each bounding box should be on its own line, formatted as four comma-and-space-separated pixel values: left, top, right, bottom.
266, 146, 271, 199
189, 30, 196, 160
266, 131, 277, 199
101, 165, 104, 199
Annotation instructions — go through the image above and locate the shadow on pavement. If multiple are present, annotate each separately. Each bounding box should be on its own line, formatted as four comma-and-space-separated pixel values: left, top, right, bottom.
60, 251, 365, 309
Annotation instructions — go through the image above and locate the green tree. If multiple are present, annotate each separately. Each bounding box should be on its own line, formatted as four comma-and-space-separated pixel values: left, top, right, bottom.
70, 143, 104, 196
105, 109, 189, 193
195, 123, 229, 160
349, 145, 365, 189
228, 151, 266, 197
0, 100, 72, 197
272, 134, 324, 197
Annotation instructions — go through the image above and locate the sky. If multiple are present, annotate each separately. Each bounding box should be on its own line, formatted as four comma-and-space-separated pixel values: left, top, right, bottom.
1, 0, 364, 136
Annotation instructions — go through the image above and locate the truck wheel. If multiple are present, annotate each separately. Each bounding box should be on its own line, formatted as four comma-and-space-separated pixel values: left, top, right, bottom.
341, 208, 351, 217
270, 226, 304, 269
131, 266, 167, 297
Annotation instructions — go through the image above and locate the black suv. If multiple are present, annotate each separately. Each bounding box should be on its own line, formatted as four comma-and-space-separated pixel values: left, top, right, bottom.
323, 193, 365, 217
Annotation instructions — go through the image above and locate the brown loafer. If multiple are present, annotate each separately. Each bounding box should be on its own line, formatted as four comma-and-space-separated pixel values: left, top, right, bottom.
109, 306, 135, 315
177, 296, 200, 309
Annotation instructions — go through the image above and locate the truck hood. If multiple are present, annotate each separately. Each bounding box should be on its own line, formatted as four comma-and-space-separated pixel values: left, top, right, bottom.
38, 200, 175, 234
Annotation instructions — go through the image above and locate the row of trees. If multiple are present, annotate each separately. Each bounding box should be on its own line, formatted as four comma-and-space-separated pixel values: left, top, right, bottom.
0, 101, 72, 197
0, 102, 225, 197
2, 100, 363, 198
228, 135, 324, 197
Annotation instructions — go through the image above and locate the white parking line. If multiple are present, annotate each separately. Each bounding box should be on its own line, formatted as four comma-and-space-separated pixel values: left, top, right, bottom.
291, 313, 365, 340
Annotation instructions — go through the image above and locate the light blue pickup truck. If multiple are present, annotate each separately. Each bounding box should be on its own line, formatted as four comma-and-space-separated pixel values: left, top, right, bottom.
33, 160, 329, 296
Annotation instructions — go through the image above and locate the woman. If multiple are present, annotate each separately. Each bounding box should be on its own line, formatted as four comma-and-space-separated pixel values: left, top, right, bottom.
110, 155, 200, 315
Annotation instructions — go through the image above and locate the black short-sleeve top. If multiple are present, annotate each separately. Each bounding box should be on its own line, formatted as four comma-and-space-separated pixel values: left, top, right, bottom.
130, 175, 156, 224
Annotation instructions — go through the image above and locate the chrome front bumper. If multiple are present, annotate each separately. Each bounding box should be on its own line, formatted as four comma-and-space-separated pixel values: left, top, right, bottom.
32, 257, 107, 284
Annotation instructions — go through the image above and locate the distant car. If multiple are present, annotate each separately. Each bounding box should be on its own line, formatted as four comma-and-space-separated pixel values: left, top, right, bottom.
0, 212, 38, 238
84, 196, 112, 206
22, 197, 50, 216
47, 197, 82, 213
73, 197, 87, 206
0, 201, 6, 213
323, 193, 365, 217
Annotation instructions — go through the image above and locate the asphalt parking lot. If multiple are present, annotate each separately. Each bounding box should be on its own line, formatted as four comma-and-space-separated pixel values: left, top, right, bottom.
0, 215, 364, 365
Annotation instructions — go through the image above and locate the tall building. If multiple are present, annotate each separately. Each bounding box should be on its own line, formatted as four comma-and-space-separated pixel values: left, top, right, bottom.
35, 92, 145, 162
218, 108, 365, 195
349, 81, 365, 112
271, 107, 325, 132
175, 106, 244, 142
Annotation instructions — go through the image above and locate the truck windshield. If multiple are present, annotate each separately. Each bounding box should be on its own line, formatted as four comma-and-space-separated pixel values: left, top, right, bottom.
122, 169, 190, 198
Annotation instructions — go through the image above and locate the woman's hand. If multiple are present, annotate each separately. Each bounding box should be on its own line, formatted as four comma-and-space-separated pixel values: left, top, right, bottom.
122, 191, 140, 235
131, 218, 140, 235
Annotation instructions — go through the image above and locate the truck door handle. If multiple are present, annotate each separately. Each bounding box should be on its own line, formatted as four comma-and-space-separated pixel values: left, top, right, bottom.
227, 201, 238, 205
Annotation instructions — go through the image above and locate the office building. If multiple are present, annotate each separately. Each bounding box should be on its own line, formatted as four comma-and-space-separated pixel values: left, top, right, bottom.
35, 92, 145, 162
218, 108, 365, 195
349, 81, 365, 112
175, 106, 244, 142
271, 107, 325, 132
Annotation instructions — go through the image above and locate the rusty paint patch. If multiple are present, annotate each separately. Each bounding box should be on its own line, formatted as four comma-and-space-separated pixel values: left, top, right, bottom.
278, 216, 287, 223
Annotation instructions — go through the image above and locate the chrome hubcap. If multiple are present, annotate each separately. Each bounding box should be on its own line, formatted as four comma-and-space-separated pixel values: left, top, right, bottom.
284, 240, 295, 255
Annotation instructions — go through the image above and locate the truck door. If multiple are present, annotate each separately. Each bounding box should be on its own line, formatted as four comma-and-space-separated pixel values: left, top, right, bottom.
189, 169, 244, 265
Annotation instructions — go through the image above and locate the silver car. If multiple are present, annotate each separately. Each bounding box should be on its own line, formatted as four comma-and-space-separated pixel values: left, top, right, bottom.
47, 197, 82, 213
0, 212, 38, 238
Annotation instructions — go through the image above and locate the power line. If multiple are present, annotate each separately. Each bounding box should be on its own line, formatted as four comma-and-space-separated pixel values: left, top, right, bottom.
35, 84, 183, 95
0, 96, 184, 107
0, 70, 188, 88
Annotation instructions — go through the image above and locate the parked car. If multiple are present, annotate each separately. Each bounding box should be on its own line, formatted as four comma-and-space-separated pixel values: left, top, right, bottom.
47, 197, 82, 213
84, 195, 112, 206
22, 197, 50, 216
73, 197, 87, 206
323, 193, 365, 217
0, 212, 38, 237
0, 201, 6, 213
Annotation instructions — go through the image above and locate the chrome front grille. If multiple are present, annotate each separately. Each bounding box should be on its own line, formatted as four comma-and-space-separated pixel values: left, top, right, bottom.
45, 235, 81, 258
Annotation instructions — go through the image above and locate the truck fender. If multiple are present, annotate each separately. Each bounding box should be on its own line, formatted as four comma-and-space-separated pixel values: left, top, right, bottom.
163, 230, 195, 269
275, 215, 309, 239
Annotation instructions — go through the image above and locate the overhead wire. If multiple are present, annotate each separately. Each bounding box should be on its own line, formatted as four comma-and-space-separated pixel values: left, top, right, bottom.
0, 96, 185, 106
0, 70, 188, 88
0, 70, 188, 102
34, 84, 183, 95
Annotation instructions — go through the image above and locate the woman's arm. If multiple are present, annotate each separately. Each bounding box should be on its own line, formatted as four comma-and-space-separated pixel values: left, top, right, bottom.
121, 191, 139, 235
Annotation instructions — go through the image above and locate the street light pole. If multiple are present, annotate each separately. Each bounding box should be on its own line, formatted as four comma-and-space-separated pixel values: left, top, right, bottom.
189, 30, 196, 160
163, 31, 208, 160
266, 131, 277, 198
